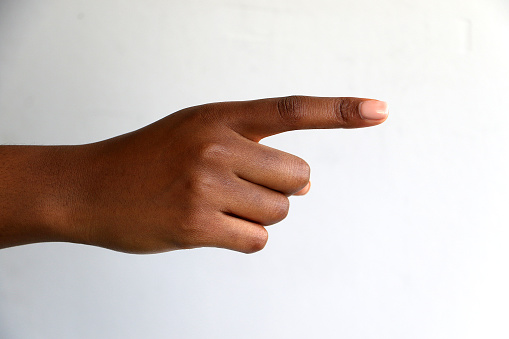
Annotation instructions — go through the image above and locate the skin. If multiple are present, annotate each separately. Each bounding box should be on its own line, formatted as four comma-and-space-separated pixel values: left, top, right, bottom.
0, 95, 387, 254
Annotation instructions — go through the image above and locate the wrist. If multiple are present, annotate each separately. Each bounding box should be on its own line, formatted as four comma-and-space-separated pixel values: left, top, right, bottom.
0, 145, 90, 248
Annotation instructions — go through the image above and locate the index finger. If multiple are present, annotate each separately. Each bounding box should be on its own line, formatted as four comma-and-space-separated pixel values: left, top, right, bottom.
223, 96, 389, 141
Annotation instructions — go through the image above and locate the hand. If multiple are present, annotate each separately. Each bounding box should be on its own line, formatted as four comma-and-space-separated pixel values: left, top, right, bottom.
0, 96, 388, 254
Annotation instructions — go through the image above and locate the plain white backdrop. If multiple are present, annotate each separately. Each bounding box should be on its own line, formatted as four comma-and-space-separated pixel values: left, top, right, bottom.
1, 0, 509, 338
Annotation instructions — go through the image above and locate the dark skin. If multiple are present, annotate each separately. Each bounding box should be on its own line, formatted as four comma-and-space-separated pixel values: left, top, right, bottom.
0, 95, 388, 254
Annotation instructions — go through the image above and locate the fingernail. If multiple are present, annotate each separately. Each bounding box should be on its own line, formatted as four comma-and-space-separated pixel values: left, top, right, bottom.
294, 181, 311, 196
359, 100, 389, 120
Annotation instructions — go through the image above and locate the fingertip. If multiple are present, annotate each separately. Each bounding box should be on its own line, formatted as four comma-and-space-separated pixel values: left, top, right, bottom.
359, 100, 389, 121
242, 226, 269, 254
293, 181, 311, 196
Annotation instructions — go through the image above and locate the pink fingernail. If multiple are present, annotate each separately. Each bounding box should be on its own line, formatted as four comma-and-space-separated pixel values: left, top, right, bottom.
359, 100, 389, 120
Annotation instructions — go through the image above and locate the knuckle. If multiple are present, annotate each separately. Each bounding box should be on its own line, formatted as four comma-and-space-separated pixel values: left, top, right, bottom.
269, 195, 290, 223
291, 158, 311, 185
277, 95, 307, 126
243, 228, 269, 254
284, 157, 310, 193
335, 97, 357, 126
196, 141, 229, 163
188, 170, 212, 191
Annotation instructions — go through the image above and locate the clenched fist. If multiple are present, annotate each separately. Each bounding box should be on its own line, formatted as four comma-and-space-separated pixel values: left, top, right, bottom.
0, 96, 388, 254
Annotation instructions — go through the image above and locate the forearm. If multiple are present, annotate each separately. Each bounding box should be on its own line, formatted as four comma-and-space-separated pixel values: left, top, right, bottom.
0, 145, 83, 248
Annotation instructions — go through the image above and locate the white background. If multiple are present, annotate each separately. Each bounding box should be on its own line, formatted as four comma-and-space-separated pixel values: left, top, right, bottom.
1, 0, 509, 338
